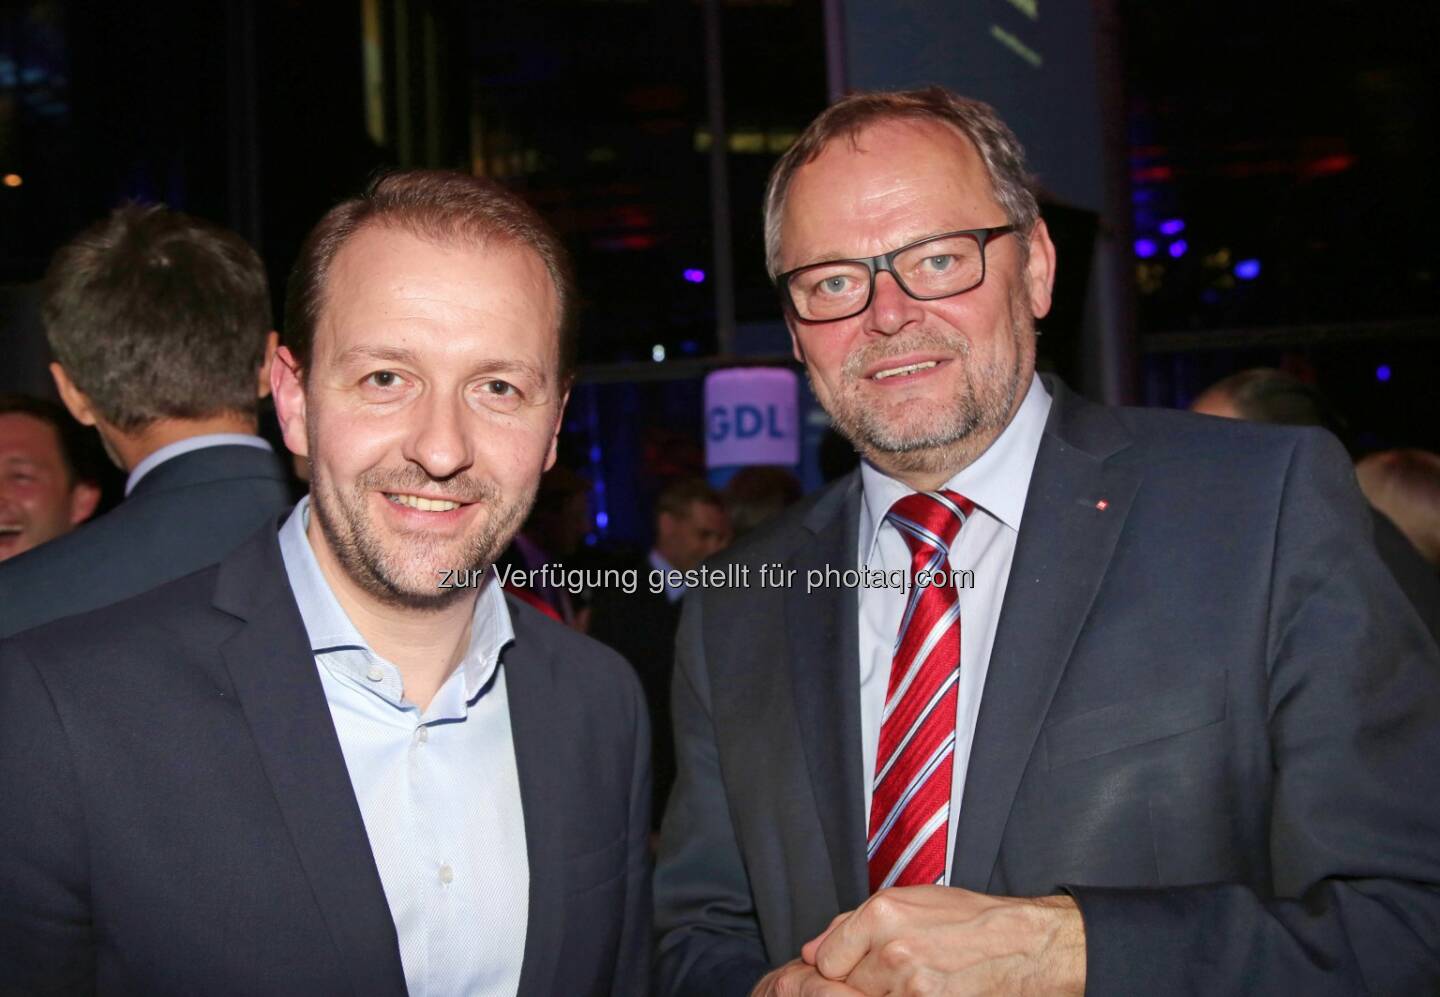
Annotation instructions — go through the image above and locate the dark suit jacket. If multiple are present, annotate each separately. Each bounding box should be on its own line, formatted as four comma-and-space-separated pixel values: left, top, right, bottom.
589, 556, 686, 825
1371, 506, 1440, 641
0, 443, 294, 637
654, 379, 1440, 995
0, 523, 652, 996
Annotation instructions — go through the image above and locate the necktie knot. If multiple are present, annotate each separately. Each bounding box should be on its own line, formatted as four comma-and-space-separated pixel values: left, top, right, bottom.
886, 490, 973, 556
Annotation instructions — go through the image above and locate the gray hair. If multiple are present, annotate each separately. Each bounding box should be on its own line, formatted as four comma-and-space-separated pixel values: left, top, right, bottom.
762, 87, 1039, 279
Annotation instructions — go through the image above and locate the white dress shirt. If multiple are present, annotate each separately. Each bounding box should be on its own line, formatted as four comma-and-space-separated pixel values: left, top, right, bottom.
857, 374, 1052, 882
278, 497, 529, 996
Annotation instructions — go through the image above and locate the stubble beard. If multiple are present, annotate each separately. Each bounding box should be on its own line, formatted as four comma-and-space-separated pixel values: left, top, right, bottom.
815, 288, 1034, 479
308, 458, 534, 613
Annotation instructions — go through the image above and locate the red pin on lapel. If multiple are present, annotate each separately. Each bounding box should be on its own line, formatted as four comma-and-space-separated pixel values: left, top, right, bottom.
1095, 499, 1109, 510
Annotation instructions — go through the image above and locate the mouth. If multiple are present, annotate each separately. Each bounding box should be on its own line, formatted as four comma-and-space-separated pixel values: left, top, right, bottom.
383, 492, 467, 513
866, 355, 949, 382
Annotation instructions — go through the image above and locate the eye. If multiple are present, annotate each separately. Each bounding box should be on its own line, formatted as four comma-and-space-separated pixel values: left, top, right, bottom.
483, 379, 516, 397
813, 273, 857, 296
365, 370, 402, 389
922, 253, 955, 271
475, 378, 524, 413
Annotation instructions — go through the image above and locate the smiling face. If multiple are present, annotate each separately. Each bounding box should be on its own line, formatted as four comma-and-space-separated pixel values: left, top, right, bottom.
0, 412, 99, 561
274, 224, 566, 611
779, 118, 1055, 488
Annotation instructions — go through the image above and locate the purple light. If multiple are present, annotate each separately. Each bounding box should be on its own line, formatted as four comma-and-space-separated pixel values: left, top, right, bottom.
1376, 365, 1392, 383
1159, 218, 1185, 236
596, 511, 610, 528
588, 444, 602, 462
1168, 240, 1188, 258
1134, 239, 1158, 258
1234, 259, 1261, 280
682, 268, 706, 283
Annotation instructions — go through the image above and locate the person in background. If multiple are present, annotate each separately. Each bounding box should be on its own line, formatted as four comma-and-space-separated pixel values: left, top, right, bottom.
654, 87, 1440, 996
1358, 448, 1440, 569
0, 169, 650, 995
722, 465, 803, 540
0, 204, 291, 637
1191, 367, 1440, 640
0, 394, 101, 562
590, 476, 731, 826
496, 464, 594, 627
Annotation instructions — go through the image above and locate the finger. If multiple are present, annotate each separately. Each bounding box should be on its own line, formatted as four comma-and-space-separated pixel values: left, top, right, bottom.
802, 910, 853, 965
812, 895, 887, 981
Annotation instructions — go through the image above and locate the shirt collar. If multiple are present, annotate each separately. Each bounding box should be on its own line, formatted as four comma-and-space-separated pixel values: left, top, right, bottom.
648, 548, 685, 603
860, 373, 1052, 563
126, 433, 273, 496
277, 495, 515, 707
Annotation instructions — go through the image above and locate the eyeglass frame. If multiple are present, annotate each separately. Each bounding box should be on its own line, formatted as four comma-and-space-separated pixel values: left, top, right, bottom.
775, 224, 1018, 324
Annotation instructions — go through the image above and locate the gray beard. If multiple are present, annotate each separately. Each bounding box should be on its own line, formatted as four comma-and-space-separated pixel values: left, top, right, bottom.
814, 293, 1032, 479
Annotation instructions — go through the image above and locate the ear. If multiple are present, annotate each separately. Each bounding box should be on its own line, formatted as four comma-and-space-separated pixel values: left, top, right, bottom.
256, 330, 280, 400
68, 480, 102, 526
544, 386, 571, 472
1023, 218, 1058, 320
50, 363, 98, 427
271, 346, 310, 458
785, 317, 809, 365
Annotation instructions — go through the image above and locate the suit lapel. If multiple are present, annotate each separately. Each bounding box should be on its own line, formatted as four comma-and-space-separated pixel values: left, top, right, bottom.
214, 531, 408, 997
785, 476, 869, 910
950, 381, 1140, 891
503, 618, 566, 997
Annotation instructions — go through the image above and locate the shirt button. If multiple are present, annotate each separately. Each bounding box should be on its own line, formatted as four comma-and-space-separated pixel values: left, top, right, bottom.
439, 864, 454, 885
365, 665, 384, 683
416, 726, 430, 744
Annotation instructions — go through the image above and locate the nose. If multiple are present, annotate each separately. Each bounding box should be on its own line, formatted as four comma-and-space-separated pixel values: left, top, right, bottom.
862, 271, 925, 337
402, 391, 474, 481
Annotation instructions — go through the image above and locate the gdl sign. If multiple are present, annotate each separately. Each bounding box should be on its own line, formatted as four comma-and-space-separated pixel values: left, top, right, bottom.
703, 367, 799, 468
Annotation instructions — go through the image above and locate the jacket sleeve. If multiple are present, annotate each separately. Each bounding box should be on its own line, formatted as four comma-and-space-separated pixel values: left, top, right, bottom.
0, 637, 95, 995
1069, 427, 1440, 995
654, 591, 772, 997
612, 661, 655, 997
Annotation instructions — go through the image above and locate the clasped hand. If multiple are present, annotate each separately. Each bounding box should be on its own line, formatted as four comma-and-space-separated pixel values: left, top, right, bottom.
750, 885, 1085, 996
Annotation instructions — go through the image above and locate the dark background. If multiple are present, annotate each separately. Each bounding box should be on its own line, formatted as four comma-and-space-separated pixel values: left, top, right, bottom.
2, 0, 1435, 537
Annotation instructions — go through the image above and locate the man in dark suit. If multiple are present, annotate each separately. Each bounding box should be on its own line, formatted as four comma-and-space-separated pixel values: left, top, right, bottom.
654, 88, 1440, 995
0, 170, 650, 994
1192, 367, 1440, 640
590, 477, 731, 824
0, 205, 292, 637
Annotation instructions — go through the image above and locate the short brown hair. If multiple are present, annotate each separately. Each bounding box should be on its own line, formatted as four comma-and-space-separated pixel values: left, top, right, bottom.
41, 204, 272, 432
284, 169, 576, 380
655, 477, 724, 522
762, 87, 1040, 279
0, 393, 101, 485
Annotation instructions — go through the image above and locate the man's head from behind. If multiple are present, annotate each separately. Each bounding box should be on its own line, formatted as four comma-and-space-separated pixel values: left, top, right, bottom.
654, 478, 731, 573
273, 169, 576, 612
764, 87, 1056, 489
41, 204, 275, 459
0, 394, 101, 561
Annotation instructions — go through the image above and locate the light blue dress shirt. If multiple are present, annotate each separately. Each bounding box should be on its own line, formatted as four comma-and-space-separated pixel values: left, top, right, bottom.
856, 373, 1052, 882
278, 497, 529, 996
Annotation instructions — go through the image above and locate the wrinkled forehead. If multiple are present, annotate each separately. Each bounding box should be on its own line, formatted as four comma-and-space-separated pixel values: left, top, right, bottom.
780, 119, 999, 266
313, 223, 562, 365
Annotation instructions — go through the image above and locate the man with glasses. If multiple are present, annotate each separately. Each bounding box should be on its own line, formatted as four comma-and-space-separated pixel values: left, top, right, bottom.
654, 87, 1440, 996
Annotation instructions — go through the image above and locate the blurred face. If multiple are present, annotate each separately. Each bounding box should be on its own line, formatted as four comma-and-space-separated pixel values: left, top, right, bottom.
779, 119, 1055, 486
0, 413, 100, 561
657, 499, 731, 573
274, 225, 567, 611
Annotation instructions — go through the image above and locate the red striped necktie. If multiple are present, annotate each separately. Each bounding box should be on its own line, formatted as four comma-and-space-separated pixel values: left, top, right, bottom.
867, 489, 973, 893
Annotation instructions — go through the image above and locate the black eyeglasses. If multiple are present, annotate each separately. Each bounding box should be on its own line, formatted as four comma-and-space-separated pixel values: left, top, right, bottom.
777, 225, 1016, 323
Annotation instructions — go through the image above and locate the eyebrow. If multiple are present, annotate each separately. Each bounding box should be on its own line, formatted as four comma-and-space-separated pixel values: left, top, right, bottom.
333, 346, 552, 387
794, 230, 960, 269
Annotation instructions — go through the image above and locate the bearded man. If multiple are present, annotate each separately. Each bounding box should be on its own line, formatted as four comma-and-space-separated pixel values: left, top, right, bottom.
0, 170, 651, 996
653, 88, 1440, 996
